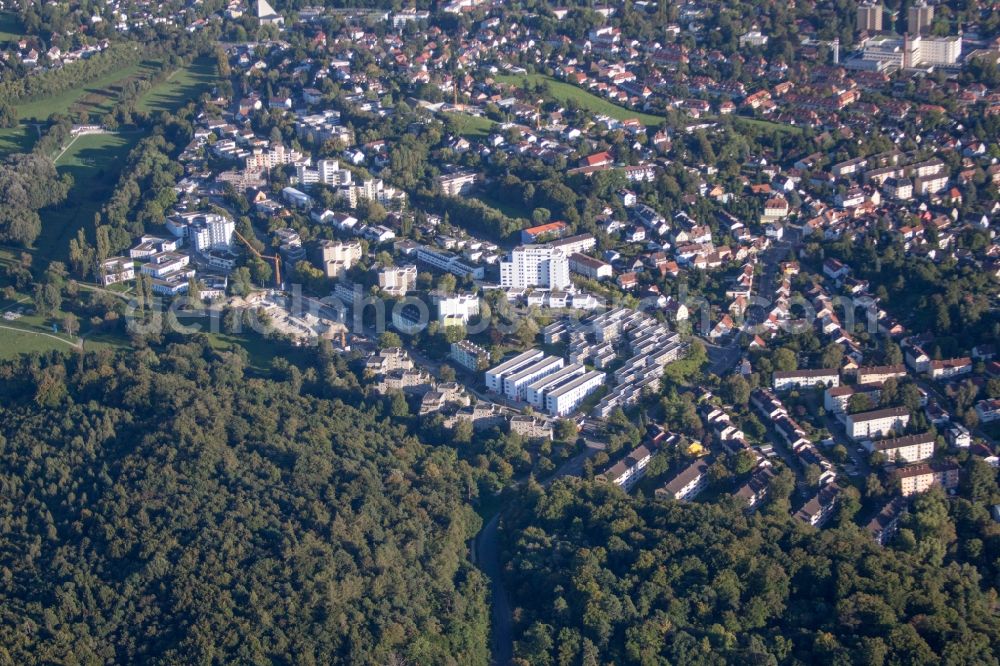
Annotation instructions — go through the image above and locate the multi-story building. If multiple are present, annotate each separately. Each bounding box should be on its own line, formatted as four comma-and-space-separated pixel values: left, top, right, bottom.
544, 370, 605, 416
907, 1, 933, 35
656, 458, 710, 501
929, 357, 972, 379
773, 369, 840, 392
568, 252, 613, 279
896, 461, 960, 496
866, 432, 936, 464
824, 382, 883, 413
597, 444, 652, 490
438, 171, 479, 196
366, 347, 414, 374
100, 257, 135, 286
795, 483, 842, 527
866, 496, 908, 546
320, 241, 362, 278
378, 264, 417, 296
846, 406, 910, 441
503, 356, 564, 401
485, 349, 545, 393
856, 364, 907, 384
500, 244, 571, 290
296, 159, 352, 187
525, 363, 586, 409
508, 415, 553, 440
436, 294, 480, 326
857, 3, 882, 33
245, 144, 307, 171
415, 246, 484, 279
450, 340, 490, 371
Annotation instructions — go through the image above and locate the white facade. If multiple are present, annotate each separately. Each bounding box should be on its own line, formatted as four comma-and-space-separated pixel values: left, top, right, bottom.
450, 340, 490, 371
485, 349, 544, 393
846, 407, 910, 441
525, 363, 586, 409
503, 356, 565, 401
190, 215, 235, 252
437, 294, 480, 325
500, 245, 571, 290
378, 264, 417, 295
545, 370, 605, 416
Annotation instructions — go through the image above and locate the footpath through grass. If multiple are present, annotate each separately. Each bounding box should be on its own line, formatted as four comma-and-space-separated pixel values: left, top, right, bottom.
0, 60, 159, 157
36, 132, 140, 262
497, 72, 664, 126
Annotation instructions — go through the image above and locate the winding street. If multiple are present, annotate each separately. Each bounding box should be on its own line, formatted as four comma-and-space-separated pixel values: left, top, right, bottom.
473, 436, 606, 665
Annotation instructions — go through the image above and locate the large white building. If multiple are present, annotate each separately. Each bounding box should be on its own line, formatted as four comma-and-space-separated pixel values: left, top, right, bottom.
436, 294, 481, 325
545, 370, 605, 416
166, 213, 234, 252
773, 369, 840, 392
525, 363, 586, 409
846, 406, 910, 441
378, 264, 417, 296
503, 356, 565, 401
500, 244, 571, 290
296, 159, 353, 187
866, 432, 935, 464
485, 349, 545, 393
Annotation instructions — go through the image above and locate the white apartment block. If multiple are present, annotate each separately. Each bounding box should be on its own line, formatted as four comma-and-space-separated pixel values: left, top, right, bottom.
866, 432, 935, 464
438, 171, 479, 196
824, 383, 883, 413
773, 369, 840, 392
856, 364, 907, 384
550, 233, 598, 256
245, 144, 308, 171
437, 294, 480, 325
504, 356, 565, 401
450, 340, 490, 371
500, 245, 571, 290
190, 216, 235, 252
378, 264, 417, 296
485, 349, 545, 393
846, 406, 910, 441
525, 363, 586, 409
296, 159, 353, 187
320, 240, 362, 278
415, 246, 484, 279
545, 370, 605, 416
140, 252, 190, 279
569, 252, 613, 279
597, 444, 652, 490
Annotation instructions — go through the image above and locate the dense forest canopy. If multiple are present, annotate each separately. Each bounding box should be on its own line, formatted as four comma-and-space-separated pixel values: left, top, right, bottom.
501, 479, 1000, 666
0, 343, 488, 664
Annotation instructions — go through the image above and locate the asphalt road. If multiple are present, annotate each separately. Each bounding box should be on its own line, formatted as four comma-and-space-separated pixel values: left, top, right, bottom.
474, 437, 606, 665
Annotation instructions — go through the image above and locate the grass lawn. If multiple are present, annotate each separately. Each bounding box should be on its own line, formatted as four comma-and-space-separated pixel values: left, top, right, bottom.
35, 131, 141, 262
0, 58, 158, 157
0, 12, 22, 44
730, 115, 803, 136
473, 191, 532, 221
0, 327, 74, 358
497, 73, 664, 126
136, 57, 219, 113
444, 111, 495, 138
